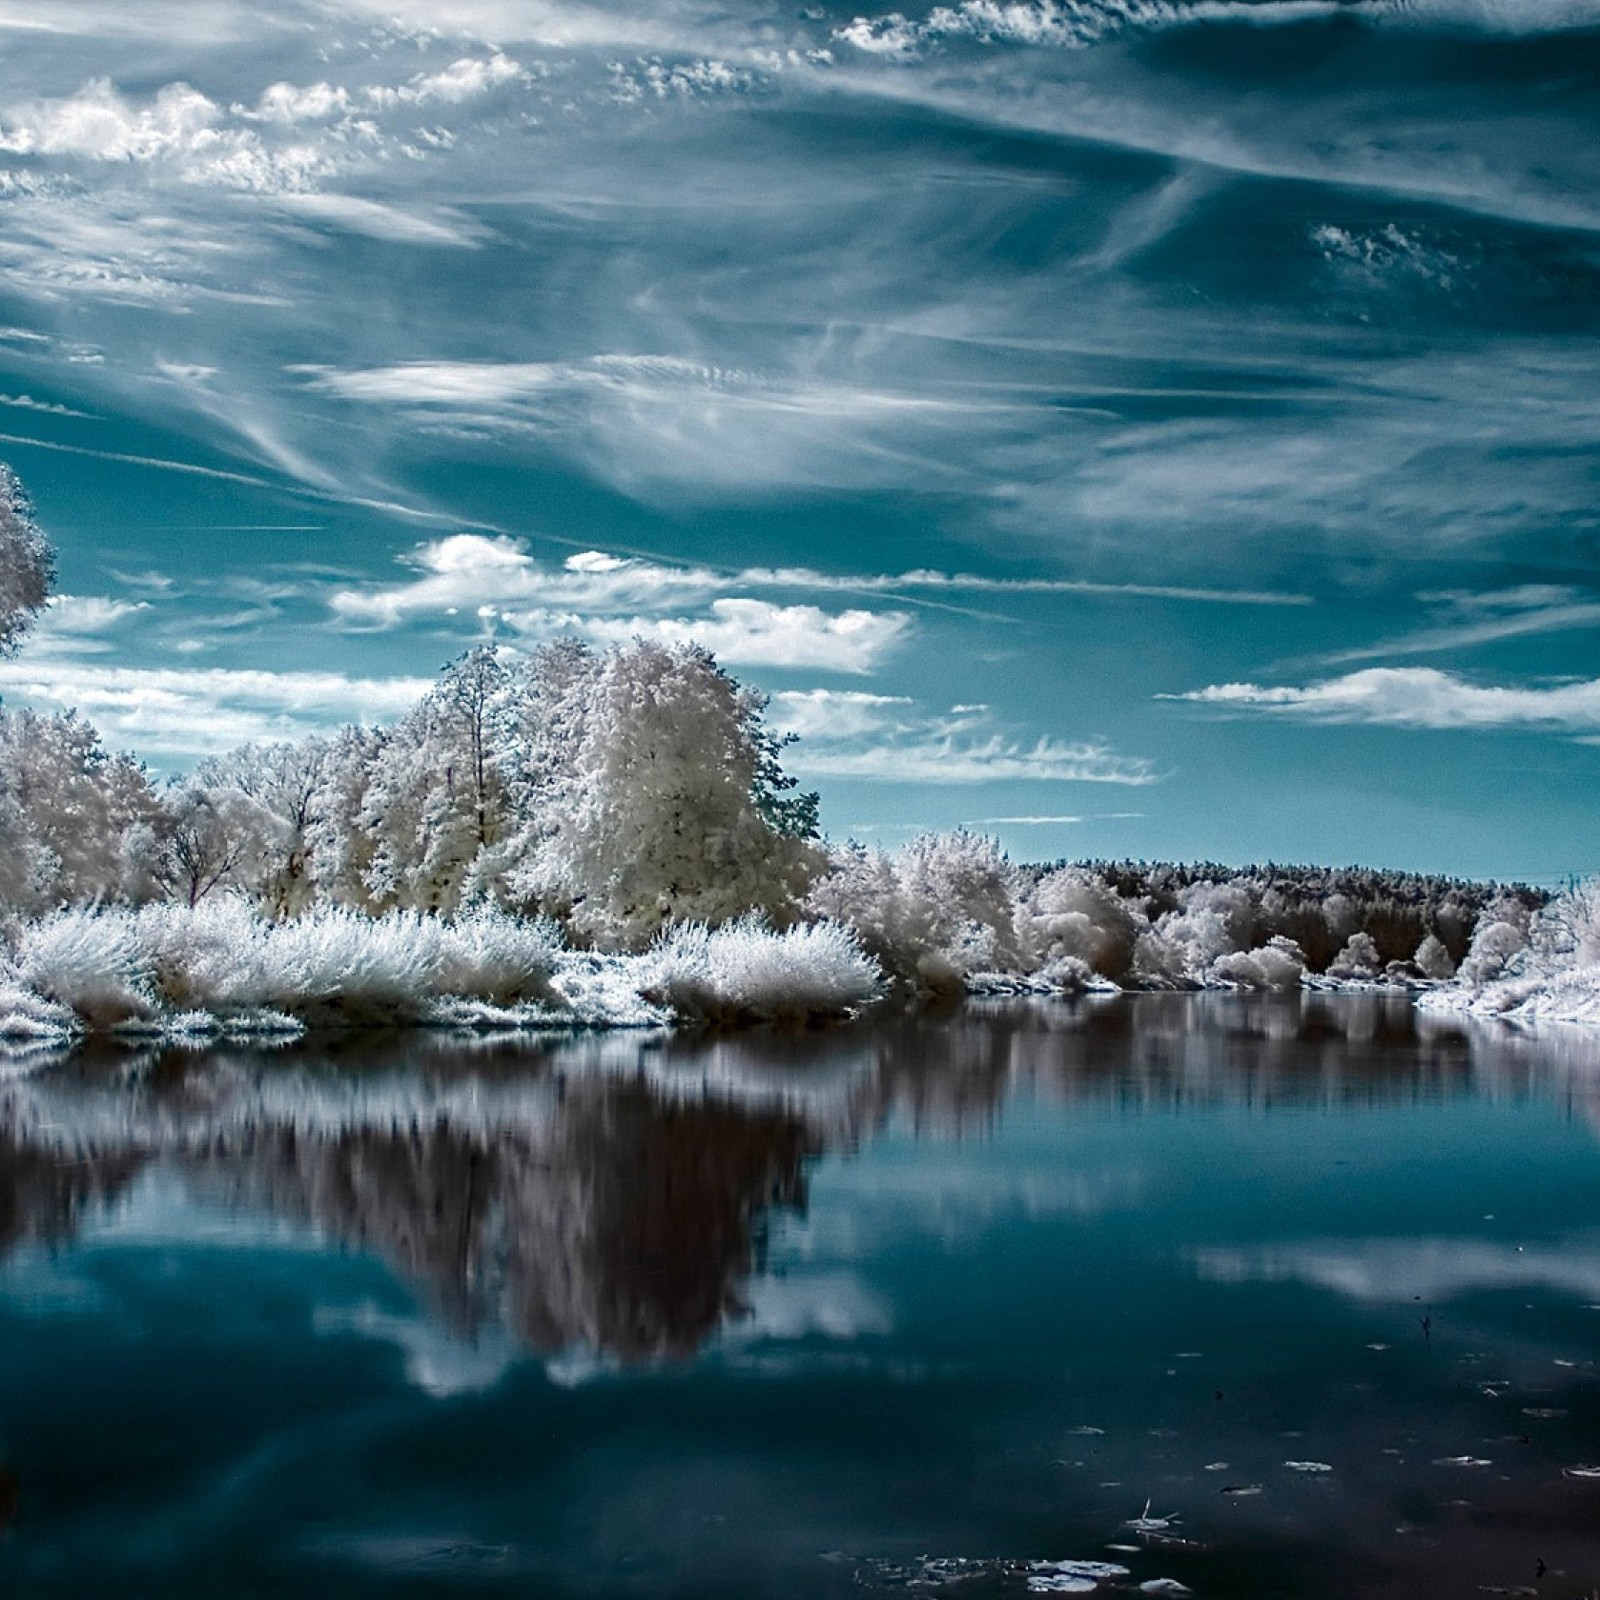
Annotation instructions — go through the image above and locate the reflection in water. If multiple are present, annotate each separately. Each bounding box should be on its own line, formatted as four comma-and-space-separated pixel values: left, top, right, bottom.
6, 996, 1600, 1600
0, 995, 1598, 1366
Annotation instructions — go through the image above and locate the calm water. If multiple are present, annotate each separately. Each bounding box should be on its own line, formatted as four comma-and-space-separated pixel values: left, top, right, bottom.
3, 996, 1600, 1599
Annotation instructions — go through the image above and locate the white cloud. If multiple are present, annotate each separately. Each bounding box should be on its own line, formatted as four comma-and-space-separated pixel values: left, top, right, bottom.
330, 534, 1307, 634
27, 593, 150, 653
0, 660, 432, 757
770, 687, 1155, 785
0, 393, 93, 417
799, 733, 1153, 783
564, 598, 911, 673
365, 54, 525, 108
769, 689, 914, 740
269, 193, 489, 247
1194, 1235, 1600, 1305
1169, 666, 1600, 731
0, 77, 222, 161
242, 82, 354, 125
968, 814, 1083, 824
1320, 588, 1600, 667
834, 0, 1600, 60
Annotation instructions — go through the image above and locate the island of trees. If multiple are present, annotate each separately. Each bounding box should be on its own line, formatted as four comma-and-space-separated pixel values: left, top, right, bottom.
0, 466, 1590, 1044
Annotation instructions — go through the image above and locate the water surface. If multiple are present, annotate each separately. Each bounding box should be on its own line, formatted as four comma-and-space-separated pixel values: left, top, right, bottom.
3, 995, 1600, 1598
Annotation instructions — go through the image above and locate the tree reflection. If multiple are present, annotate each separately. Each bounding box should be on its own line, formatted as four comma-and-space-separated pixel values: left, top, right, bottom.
0, 995, 1596, 1364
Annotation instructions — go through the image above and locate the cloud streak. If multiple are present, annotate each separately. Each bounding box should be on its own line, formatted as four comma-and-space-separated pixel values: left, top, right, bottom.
771, 688, 1155, 785
0, 660, 432, 757
1169, 667, 1600, 732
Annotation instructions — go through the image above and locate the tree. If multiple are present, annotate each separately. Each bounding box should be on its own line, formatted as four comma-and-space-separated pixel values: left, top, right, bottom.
0, 709, 163, 912
0, 465, 52, 657
195, 738, 331, 917
531, 641, 823, 948
360, 647, 512, 915
159, 782, 284, 908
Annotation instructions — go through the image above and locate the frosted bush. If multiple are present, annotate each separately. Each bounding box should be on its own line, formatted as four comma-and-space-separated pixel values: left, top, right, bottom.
433, 907, 562, 1005
1027, 868, 1143, 980
262, 906, 442, 1021
0, 972, 76, 1039
1526, 878, 1600, 970
644, 916, 884, 1024
1328, 931, 1382, 979
805, 838, 994, 993
138, 897, 274, 1010
1414, 933, 1456, 980
1211, 936, 1305, 993
17, 908, 156, 1026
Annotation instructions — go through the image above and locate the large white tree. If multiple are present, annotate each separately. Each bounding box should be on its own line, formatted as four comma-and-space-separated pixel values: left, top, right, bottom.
531, 641, 822, 949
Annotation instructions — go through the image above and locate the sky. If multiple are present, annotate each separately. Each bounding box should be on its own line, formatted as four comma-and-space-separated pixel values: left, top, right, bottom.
0, 0, 1595, 879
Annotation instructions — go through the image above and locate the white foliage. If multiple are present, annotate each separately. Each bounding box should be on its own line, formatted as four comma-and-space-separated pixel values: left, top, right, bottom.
1458, 917, 1530, 987
1428, 878, 1600, 1026
1027, 866, 1145, 980
806, 830, 1025, 990
17, 907, 157, 1026
532, 641, 821, 948
433, 906, 561, 1004
1328, 931, 1382, 978
1414, 932, 1456, 980
0, 464, 52, 656
1210, 936, 1306, 993
643, 916, 884, 1024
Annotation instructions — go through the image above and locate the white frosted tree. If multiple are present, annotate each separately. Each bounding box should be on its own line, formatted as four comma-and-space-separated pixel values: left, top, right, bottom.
359, 647, 511, 915
531, 641, 822, 949
304, 724, 387, 912
0, 709, 164, 911
483, 637, 601, 909
195, 738, 331, 917
159, 781, 285, 908
0, 465, 52, 657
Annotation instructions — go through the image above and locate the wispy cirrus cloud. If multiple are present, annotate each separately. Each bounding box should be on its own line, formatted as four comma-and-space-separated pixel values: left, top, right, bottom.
770, 687, 1155, 785
0, 659, 432, 757
329, 534, 1307, 634
1318, 587, 1600, 668
1169, 666, 1600, 732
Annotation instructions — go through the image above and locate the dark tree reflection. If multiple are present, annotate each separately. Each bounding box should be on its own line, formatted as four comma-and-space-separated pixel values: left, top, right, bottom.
0, 994, 1595, 1363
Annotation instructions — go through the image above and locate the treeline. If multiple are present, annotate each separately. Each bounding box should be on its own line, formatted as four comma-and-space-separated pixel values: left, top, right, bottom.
0, 639, 824, 950
0, 462, 1559, 1030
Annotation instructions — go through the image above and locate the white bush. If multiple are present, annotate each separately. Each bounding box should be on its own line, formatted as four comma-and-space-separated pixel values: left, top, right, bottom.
643, 916, 884, 1024
17, 908, 157, 1026
433, 906, 562, 1005
1026, 868, 1144, 980
1328, 931, 1382, 979
1414, 933, 1456, 980
1211, 935, 1305, 993
805, 834, 1017, 992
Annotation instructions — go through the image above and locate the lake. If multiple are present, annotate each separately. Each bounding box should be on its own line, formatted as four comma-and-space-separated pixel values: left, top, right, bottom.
2, 994, 1600, 1598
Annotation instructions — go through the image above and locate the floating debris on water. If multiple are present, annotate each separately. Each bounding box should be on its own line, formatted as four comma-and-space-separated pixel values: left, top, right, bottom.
1123, 1500, 1180, 1534
1222, 1484, 1263, 1496
1284, 1461, 1333, 1474
1433, 1456, 1492, 1468
856, 1555, 1141, 1593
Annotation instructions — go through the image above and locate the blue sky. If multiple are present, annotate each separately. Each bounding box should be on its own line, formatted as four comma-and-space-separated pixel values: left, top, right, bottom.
0, 0, 1596, 878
